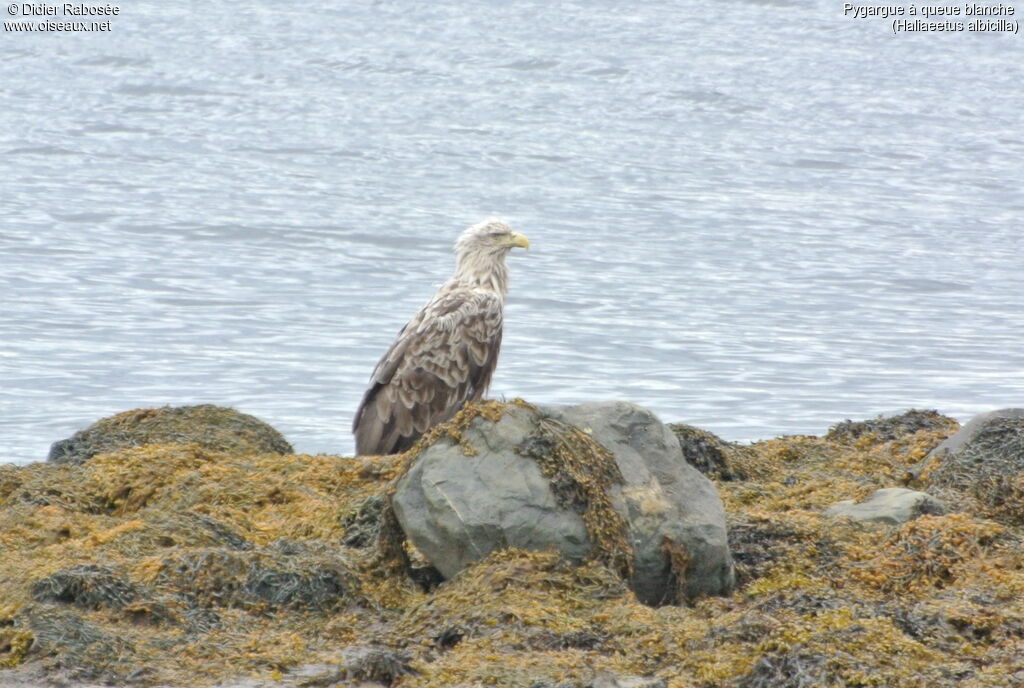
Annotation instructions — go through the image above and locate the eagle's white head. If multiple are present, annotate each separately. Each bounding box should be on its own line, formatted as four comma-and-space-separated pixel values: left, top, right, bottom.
455, 218, 529, 257
453, 219, 529, 295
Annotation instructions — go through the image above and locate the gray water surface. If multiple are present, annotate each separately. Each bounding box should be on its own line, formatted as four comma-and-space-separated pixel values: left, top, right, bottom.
2, 1, 1023, 464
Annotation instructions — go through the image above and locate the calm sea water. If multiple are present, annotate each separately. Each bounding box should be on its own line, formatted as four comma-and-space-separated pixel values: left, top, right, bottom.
2, 1, 1022, 464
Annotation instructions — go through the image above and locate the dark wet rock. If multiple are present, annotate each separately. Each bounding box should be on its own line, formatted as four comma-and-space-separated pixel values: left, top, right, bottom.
921, 409, 1024, 525
667, 423, 739, 480
826, 409, 958, 443
48, 404, 293, 465
825, 487, 946, 525
392, 401, 734, 605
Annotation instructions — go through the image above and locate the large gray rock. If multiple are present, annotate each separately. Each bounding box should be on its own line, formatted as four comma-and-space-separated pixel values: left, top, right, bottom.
824, 488, 946, 525
391, 401, 734, 605
926, 408, 1024, 460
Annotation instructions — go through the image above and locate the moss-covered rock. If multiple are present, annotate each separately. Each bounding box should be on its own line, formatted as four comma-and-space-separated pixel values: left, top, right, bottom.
48, 404, 293, 464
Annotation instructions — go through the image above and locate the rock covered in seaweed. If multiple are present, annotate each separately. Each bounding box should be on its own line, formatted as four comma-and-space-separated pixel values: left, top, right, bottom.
918, 408, 1024, 525
926, 407, 1024, 461
826, 409, 959, 444
391, 400, 734, 605
667, 422, 740, 480
6, 403, 1024, 687
48, 404, 293, 465
0, 439, 379, 685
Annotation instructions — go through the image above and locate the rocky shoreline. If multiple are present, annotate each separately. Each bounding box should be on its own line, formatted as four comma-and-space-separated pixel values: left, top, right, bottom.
1, 402, 1022, 687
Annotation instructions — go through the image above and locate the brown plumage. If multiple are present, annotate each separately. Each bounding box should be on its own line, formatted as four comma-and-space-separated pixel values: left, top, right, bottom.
352, 219, 530, 455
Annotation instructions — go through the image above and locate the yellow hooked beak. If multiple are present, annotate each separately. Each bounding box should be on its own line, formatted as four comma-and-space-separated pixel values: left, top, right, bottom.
507, 232, 530, 250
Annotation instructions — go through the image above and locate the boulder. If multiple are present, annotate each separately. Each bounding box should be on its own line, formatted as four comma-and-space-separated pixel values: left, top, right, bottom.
48, 405, 293, 465
824, 488, 945, 525
391, 401, 734, 605
926, 408, 1024, 461
920, 408, 1024, 525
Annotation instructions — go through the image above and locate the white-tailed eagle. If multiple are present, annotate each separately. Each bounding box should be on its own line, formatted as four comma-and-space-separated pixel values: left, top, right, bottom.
352, 219, 529, 455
